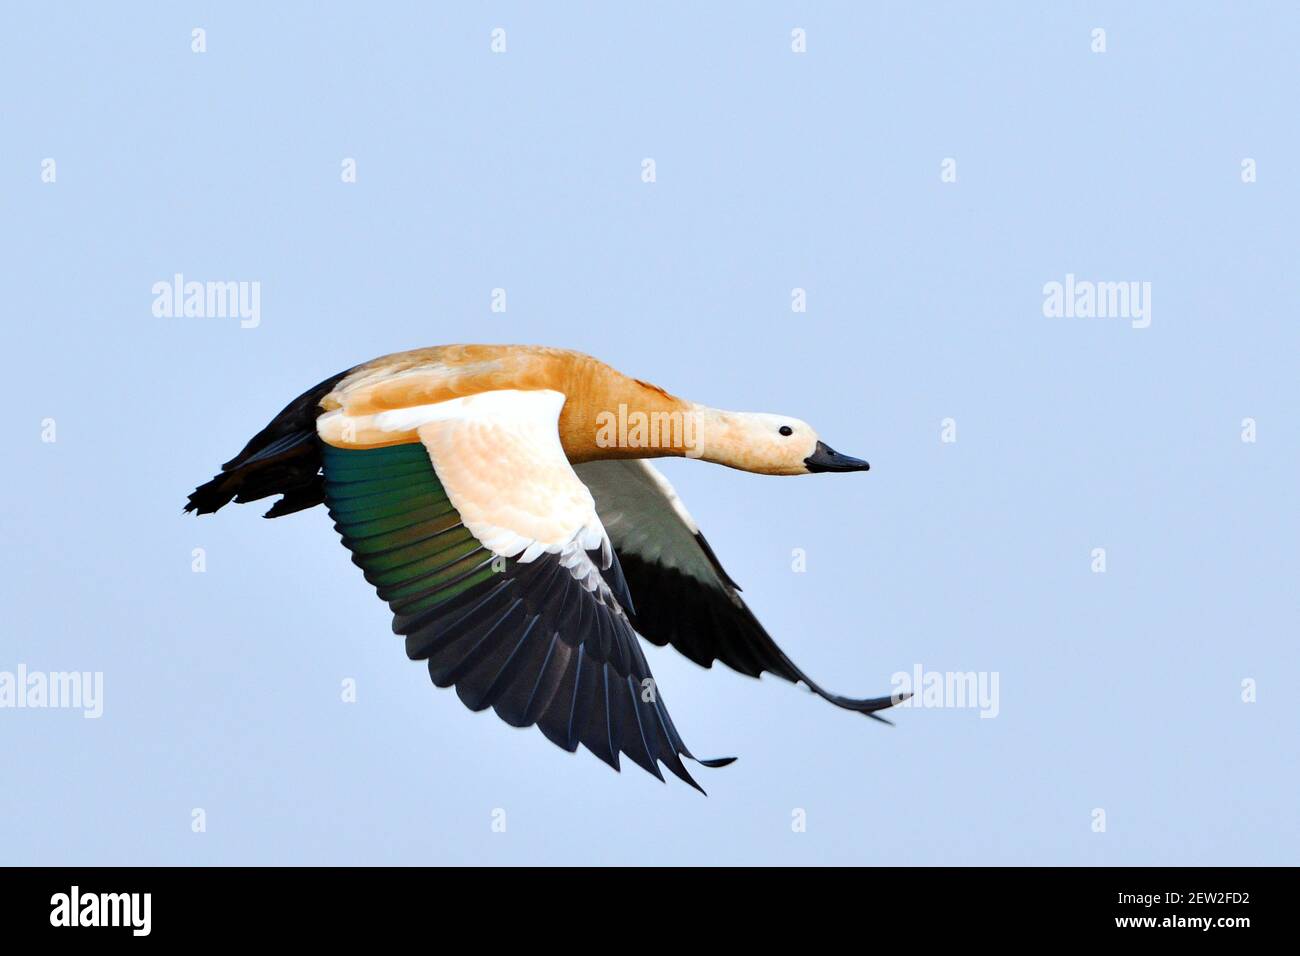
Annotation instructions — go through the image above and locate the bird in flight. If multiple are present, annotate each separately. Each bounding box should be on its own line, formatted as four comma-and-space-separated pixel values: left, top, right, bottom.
187, 344, 898, 791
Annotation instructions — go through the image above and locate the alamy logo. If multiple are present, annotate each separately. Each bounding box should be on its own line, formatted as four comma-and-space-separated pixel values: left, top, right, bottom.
0, 665, 102, 718
50, 886, 151, 936
1042, 273, 1151, 329
594, 404, 703, 458
890, 664, 1000, 718
151, 273, 261, 328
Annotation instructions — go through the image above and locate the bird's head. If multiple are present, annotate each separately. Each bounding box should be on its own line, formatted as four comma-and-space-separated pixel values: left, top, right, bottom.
689, 407, 870, 476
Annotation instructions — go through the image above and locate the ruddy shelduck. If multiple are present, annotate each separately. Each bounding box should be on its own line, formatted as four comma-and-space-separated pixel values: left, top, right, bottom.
187, 344, 899, 791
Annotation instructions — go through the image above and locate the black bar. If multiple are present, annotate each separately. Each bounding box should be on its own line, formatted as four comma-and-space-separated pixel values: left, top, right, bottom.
0, 866, 1276, 940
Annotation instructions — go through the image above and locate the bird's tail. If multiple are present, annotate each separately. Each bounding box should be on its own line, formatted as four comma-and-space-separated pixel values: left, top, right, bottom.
184, 368, 351, 518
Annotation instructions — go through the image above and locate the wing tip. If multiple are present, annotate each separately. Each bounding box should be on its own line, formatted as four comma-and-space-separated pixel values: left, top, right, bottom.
695, 755, 737, 768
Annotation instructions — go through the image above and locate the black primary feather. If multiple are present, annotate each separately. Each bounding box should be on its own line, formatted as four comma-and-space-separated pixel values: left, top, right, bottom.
320, 442, 734, 792
184, 368, 351, 517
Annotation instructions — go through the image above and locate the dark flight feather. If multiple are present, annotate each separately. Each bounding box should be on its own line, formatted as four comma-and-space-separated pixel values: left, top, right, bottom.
321, 442, 732, 791
572, 460, 903, 723
184, 368, 350, 517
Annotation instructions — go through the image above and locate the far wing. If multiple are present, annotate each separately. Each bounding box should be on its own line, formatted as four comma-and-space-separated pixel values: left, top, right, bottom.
574, 459, 901, 721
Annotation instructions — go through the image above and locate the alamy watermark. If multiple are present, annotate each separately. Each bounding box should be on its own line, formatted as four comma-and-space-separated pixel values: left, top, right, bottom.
151, 273, 260, 328
594, 404, 703, 458
1042, 273, 1151, 329
891, 664, 999, 718
0, 665, 103, 718
50, 886, 150, 936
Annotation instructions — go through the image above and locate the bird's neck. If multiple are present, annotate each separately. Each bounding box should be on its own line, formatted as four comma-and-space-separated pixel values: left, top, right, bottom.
557, 359, 701, 463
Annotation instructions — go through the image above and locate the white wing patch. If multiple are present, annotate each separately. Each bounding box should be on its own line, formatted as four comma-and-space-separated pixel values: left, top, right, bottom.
321, 389, 615, 594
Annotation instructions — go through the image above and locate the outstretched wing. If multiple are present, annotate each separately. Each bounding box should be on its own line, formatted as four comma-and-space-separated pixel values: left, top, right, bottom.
574, 459, 901, 721
319, 390, 732, 791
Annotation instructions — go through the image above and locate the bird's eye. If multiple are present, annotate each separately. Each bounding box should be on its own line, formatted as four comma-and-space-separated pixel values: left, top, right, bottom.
779, 425, 793, 437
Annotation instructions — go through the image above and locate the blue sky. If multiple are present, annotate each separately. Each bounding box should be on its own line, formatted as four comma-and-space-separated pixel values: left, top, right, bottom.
1, 2, 1296, 865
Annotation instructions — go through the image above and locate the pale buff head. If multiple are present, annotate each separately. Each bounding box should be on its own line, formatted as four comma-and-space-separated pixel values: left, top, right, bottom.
687, 406, 870, 476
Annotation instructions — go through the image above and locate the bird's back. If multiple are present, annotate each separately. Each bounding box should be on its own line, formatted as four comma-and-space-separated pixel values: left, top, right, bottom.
322, 344, 590, 415
184, 344, 664, 516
